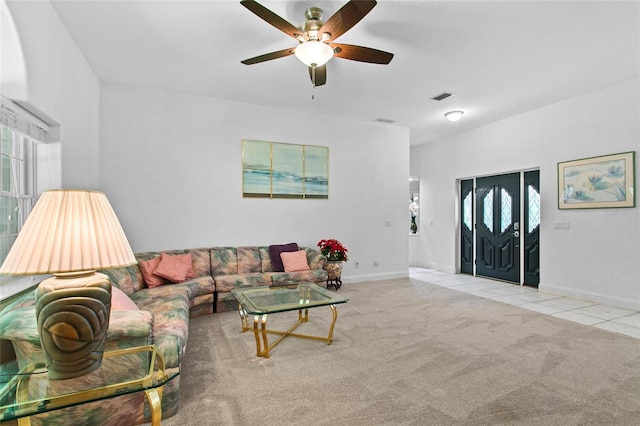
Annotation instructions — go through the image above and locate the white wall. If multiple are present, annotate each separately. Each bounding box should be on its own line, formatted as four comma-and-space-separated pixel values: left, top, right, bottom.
100, 83, 410, 282
5, 0, 100, 191
410, 78, 640, 310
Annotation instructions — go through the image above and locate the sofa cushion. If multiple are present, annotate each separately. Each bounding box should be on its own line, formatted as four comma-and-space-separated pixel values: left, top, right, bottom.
111, 286, 139, 310
258, 246, 273, 272
139, 256, 170, 288
170, 276, 216, 301
100, 264, 146, 295
268, 269, 328, 286
210, 247, 238, 276
237, 246, 263, 274
155, 253, 190, 283
129, 285, 190, 310
214, 273, 270, 292
269, 242, 299, 272
281, 250, 311, 272
186, 248, 211, 277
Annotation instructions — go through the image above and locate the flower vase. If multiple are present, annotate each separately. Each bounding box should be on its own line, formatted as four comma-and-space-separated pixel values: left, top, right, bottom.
324, 261, 343, 290
410, 216, 418, 234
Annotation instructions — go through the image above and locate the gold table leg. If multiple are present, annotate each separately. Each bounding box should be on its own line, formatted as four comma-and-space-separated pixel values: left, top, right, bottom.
253, 314, 270, 357
144, 387, 163, 426
327, 304, 338, 345
238, 304, 340, 358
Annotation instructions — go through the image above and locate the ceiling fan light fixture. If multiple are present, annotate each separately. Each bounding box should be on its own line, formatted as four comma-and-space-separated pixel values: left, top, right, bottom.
445, 110, 464, 122
295, 41, 334, 67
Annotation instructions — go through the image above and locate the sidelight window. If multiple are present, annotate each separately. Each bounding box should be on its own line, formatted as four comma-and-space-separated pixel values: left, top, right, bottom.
463, 191, 472, 231
528, 185, 540, 233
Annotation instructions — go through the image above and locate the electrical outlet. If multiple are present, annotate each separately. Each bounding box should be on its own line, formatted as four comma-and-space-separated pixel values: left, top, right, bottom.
554, 221, 570, 230
355, 261, 360, 269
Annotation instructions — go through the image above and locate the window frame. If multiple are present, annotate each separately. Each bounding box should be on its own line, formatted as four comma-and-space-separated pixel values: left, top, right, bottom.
0, 126, 38, 285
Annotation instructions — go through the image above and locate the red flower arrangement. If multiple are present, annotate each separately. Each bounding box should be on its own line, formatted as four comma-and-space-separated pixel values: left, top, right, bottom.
317, 239, 348, 262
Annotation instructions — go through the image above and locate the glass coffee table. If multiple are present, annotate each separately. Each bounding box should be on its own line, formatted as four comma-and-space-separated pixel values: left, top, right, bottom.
231, 283, 349, 358
0, 345, 177, 426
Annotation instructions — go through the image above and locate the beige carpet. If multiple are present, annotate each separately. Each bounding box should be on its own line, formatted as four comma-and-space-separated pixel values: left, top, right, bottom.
161, 278, 640, 425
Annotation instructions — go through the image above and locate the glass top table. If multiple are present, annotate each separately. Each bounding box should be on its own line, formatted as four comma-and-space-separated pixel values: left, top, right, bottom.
231, 283, 349, 358
0, 345, 177, 426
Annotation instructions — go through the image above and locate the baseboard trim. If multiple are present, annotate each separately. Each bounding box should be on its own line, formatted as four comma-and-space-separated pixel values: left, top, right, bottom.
410, 263, 456, 274
342, 271, 409, 284
540, 283, 640, 312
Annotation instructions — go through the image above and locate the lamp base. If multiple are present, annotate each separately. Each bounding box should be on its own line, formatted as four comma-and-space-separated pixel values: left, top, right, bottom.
35, 272, 111, 380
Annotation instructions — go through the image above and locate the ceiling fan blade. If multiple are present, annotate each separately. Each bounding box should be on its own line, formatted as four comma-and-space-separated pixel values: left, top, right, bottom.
319, 0, 377, 42
241, 47, 295, 65
332, 43, 394, 64
309, 65, 327, 87
240, 0, 306, 41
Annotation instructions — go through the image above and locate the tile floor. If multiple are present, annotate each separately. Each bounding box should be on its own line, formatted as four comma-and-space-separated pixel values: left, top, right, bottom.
409, 267, 640, 339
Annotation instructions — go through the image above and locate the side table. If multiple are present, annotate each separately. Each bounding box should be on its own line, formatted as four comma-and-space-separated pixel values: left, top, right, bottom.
0, 345, 176, 426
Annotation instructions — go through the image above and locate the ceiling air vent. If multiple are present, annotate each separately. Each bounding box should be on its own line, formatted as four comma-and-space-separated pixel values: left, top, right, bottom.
374, 117, 396, 124
431, 92, 454, 101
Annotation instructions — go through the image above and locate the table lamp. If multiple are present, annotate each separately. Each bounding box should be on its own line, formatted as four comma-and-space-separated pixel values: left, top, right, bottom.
0, 189, 136, 379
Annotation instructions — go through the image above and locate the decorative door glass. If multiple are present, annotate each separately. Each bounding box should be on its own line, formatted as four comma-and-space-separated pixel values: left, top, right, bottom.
500, 188, 512, 233
483, 188, 493, 232
528, 185, 540, 233
463, 192, 472, 231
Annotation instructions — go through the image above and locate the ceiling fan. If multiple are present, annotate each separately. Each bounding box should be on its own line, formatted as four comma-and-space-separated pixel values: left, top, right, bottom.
240, 0, 394, 88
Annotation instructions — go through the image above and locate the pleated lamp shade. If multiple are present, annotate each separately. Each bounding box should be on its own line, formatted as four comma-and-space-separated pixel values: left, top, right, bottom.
0, 189, 136, 276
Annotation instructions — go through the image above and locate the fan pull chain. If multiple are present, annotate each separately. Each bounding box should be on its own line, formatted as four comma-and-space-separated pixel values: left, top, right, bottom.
311, 66, 316, 100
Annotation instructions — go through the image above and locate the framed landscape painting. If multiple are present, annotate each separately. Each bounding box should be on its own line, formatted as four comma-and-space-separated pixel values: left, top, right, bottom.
303, 145, 329, 199
242, 140, 328, 199
271, 142, 304, 198
242, 140, 272, 198
558, 151, 636, 209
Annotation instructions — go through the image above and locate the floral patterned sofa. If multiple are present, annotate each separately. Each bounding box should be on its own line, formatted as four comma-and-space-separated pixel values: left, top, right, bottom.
0, 245, 327, 425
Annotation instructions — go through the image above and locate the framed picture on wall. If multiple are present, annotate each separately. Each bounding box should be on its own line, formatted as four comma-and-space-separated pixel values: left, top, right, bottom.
558, 151, 636, 209
242, 140, 328, 199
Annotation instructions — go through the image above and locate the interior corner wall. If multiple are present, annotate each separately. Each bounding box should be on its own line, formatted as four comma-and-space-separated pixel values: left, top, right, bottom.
99, 83, 410, 282
5, 0, 100, 191
410, 78, 640, 310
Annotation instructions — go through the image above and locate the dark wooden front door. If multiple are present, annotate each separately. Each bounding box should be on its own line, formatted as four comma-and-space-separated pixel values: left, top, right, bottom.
475, 173, 520, 283
460, 179, 474, 275
523, 170, 540, 287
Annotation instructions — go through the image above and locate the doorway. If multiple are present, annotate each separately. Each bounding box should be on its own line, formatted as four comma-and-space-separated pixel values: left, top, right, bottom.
460, 170, 540, 287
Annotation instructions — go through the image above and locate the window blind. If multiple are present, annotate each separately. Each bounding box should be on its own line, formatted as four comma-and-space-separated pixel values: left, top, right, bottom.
0, 96, 48, 143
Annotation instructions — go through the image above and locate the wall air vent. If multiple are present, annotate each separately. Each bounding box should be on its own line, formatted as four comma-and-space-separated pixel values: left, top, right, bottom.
374, 117, 396, 124
431, 92, 454, 101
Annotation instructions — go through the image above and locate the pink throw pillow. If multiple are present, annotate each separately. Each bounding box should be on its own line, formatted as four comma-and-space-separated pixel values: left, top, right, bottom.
174, 253, 196, 279
111, 286, 139, 311
154, 252, 190, 283
280, 250, 310, 272
139, 256, 169, 288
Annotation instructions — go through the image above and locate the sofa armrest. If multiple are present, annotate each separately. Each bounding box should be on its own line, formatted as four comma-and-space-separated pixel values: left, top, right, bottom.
0, 305, 39, 345
0, 306, 154, 342
305, 248, 326, 270
107, 309, 154, 340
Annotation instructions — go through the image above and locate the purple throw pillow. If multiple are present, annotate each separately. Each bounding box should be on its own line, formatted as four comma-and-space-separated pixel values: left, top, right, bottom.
269, 243, 299, 272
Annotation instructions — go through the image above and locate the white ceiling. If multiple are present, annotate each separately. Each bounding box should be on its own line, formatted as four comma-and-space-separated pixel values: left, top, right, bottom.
50, 0, 639, 145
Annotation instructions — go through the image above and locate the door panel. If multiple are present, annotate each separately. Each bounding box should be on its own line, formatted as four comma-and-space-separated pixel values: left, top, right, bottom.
476, 173, 520, 283
460, 179, 474, 275
524, 170, 540, 287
